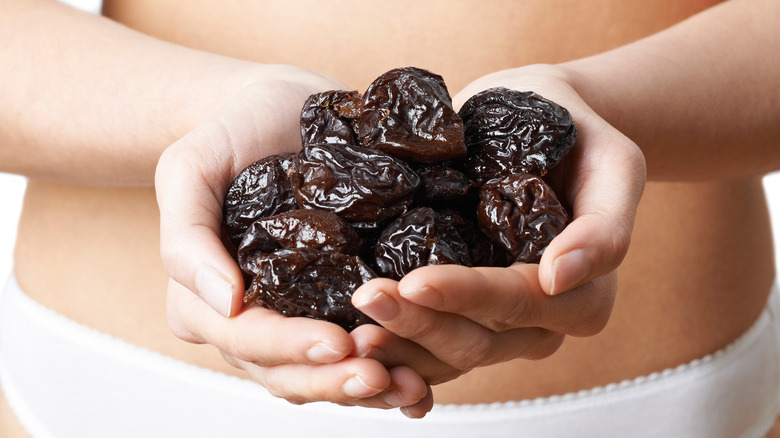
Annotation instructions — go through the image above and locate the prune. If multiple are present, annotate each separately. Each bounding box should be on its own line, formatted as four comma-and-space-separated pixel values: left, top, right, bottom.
357, 67, 467, 163
237, 209, 361, 276
244, 248, 376, 331
438, 208, 511, 268
223, 153, 297, 248
290, 143, 420, 229
300, 90, 363, 146
477, 174, 569, 263
459, 87, 576, 182
375, 207, 472, 280
221, 67, 578, 327
414, 164, 476, 206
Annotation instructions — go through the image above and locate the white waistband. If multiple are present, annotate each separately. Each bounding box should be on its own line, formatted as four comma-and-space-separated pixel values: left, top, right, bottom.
2, 274, 779, 437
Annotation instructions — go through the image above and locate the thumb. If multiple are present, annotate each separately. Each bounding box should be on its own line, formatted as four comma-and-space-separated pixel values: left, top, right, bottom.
155, 122, 245, 317
538, 116, 646, 295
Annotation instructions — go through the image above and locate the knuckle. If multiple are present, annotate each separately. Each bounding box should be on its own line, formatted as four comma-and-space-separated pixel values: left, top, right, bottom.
224, 324, 275, 366
260, 372, 312, 405
522, 331, 565, 360
166, 305, 201, 344
426, 368, 465, 386
609, 222, 633, 267
158, 231, 187, 276
352, 324, 393, 356
447, 337, 496, 371
566, 277, 615, 337
490, 292, 534, 332
572, 309, 611, 337
266, 386, 308, 405
399, 314, 441, 342
167, 319, 200, 344
218, 350, 243, 369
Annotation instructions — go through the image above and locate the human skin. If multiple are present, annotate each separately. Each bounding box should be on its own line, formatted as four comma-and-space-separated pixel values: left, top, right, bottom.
1, 0, 779, 430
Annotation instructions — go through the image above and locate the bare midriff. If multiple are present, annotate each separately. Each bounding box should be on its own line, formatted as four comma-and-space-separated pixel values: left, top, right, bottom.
12, 0, 775, 405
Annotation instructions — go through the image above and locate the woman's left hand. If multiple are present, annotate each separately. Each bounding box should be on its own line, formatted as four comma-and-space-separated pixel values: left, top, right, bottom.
350, 64, 646, 407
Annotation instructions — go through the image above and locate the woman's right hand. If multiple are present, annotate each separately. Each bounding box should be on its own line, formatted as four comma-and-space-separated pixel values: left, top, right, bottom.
155, 65, 432, 416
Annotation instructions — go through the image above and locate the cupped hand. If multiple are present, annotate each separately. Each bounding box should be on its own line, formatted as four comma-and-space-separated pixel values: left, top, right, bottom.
351, 64, 646, 392
155, 65, 430, 415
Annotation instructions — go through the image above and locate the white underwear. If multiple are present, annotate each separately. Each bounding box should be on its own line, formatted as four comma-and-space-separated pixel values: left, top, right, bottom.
1, 273, 779, 438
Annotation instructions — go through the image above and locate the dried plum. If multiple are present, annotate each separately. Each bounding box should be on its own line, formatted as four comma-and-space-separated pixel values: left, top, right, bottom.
300, 90, 363, 146
237, 209, 361, 276
358, 67, 467, 163
414, 164, 476, 206
244, 248, 376, 331
459, 87, 576, 182
375, 207, 472, 280
438, 208, 511, 268
222, 67, 578, 326
223, 153, 297, 248
290, 143, 420, 229
477, 174, 569, 263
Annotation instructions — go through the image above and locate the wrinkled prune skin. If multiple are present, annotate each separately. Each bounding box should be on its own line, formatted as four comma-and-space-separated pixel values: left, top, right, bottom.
223, 153, 297, 248
244, 248, 376, 331
290, 143, 420, 229
477, 174, 569, 263
438, 208, 511, 268
414, 164, 476, 206
358, 67, 467, 163
375, 207, 472, 280
300, 90, 363, 146
237, 209, 362, 276
459, 87, 577, 182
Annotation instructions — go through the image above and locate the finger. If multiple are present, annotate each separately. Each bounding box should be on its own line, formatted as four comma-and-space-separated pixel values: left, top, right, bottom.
353, 279, 562, 371
154, 89, 303, 317
339, 366, 430, 411
155, 122, 247, 317
167, 279, 354, 366
350, 323, 464, 385
400, 387, 435, 419
397, 264, 616, 337
235, 356, 392, 405
538, 113, 646, 295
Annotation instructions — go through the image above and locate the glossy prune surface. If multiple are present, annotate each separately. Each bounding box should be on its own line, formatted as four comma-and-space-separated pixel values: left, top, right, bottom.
223, 153, 297, 248
290, 143, 420, 229
221, 67, 580, 329
459, 87, 576, 182
357, 67, 467, 163
477, 174, 569, 263
244, 248, 376, 331
438, 208, 511, 268
300, 90, 363, 146
237, 209, 361, 276
374, 207, 472, 280
414, 164, 476, 206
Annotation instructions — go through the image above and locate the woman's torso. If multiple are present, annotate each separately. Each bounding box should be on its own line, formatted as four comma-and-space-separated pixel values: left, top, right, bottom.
12, 0, 776, 404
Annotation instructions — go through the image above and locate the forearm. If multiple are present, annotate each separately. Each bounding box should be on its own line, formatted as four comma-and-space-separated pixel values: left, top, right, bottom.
0, 0, 263, 186
563, 0, 780, 181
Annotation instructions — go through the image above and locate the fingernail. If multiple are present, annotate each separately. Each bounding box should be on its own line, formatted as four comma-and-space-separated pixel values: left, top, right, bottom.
400, 406, 419, 419
550, 249, 591, 295
358, 346, 387, 362
400, 285, 444, 307
382, 391, 407, 408
353, 290, 399, 321
342, 375, 381, 398
306, 342, 344, 363
195, 265, 234, 317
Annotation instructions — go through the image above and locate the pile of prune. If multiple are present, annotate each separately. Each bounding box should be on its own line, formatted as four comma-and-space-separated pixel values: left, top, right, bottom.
222, 67, 576, 331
